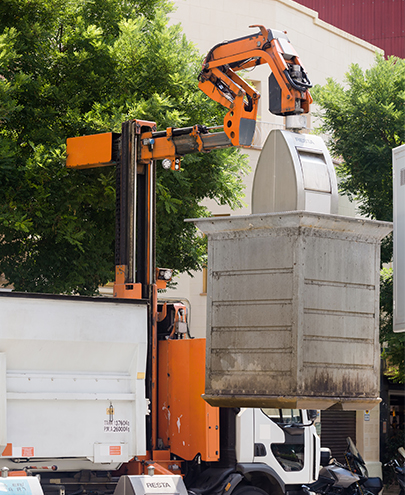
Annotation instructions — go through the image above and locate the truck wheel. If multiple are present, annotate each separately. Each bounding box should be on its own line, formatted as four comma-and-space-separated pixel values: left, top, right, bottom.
232, 486, 268, 495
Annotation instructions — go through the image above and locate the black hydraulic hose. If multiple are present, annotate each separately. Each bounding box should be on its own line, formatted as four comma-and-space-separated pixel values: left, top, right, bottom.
228, 57, 260, 70
244, 93, 253, 112
284, 69, 312, 91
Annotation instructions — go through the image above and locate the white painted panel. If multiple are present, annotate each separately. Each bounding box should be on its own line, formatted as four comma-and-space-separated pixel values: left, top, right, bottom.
393, 144, 405, 332
0, 353, 6, 452
235, 408, 254, 462
0, 294, 148, 469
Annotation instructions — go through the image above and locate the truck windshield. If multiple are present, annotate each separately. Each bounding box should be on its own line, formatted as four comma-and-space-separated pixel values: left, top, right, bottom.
261, 409, 302, 424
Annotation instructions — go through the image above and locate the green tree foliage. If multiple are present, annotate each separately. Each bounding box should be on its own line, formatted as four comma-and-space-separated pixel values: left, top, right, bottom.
312, 55, 405, 382
0, 0, 249, 294
380, 268, 405, 383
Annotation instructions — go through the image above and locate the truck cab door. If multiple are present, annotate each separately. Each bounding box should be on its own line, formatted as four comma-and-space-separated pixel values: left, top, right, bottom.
253, 409, 319, 485
235, 408, 255, 462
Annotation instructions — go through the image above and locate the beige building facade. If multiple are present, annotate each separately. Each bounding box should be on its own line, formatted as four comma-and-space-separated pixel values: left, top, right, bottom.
165, 0, 384, 473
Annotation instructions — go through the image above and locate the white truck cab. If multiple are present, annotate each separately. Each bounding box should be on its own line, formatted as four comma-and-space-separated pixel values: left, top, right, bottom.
236, 409, 319, 489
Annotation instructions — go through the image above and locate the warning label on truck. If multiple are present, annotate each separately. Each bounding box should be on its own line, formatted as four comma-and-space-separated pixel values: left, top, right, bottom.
109, 446, 121, 456
104, 419, 130, 433
21, 447, 34, 457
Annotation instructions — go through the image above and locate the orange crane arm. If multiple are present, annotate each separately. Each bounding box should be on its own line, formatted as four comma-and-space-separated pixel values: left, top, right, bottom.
198, 25, 313, 147
66, 25, 313, 170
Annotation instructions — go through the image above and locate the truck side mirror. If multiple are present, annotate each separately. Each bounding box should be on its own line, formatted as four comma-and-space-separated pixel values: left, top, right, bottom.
320, 448, 332, 466
308, 410, 317, 422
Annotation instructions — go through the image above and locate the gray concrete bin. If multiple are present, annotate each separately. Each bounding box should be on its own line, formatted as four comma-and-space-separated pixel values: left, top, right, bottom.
192, 211, 392, 410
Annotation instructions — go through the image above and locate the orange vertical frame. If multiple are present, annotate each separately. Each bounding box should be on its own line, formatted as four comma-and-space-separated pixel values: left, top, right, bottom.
158, 338, 219, 462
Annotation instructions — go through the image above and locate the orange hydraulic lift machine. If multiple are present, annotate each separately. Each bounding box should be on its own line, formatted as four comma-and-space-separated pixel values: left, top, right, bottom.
65, 25, 312, 476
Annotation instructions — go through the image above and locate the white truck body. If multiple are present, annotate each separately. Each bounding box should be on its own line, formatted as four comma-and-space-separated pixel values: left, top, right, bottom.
0, 293, 148, 470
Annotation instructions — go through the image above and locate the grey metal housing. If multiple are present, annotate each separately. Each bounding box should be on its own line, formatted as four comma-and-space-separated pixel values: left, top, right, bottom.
252, 130, 338, 215
113, 475, 188, 495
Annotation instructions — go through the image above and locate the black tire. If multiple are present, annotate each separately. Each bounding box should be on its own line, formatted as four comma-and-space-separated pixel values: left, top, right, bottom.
232, 485, 268, 495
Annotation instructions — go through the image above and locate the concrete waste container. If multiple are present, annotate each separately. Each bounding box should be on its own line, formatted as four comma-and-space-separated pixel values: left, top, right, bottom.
192, 211, 392, 410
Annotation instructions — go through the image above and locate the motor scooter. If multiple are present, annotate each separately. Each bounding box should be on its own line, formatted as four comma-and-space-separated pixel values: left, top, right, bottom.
385, 447, 405, 495
303, 437, 383, 495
